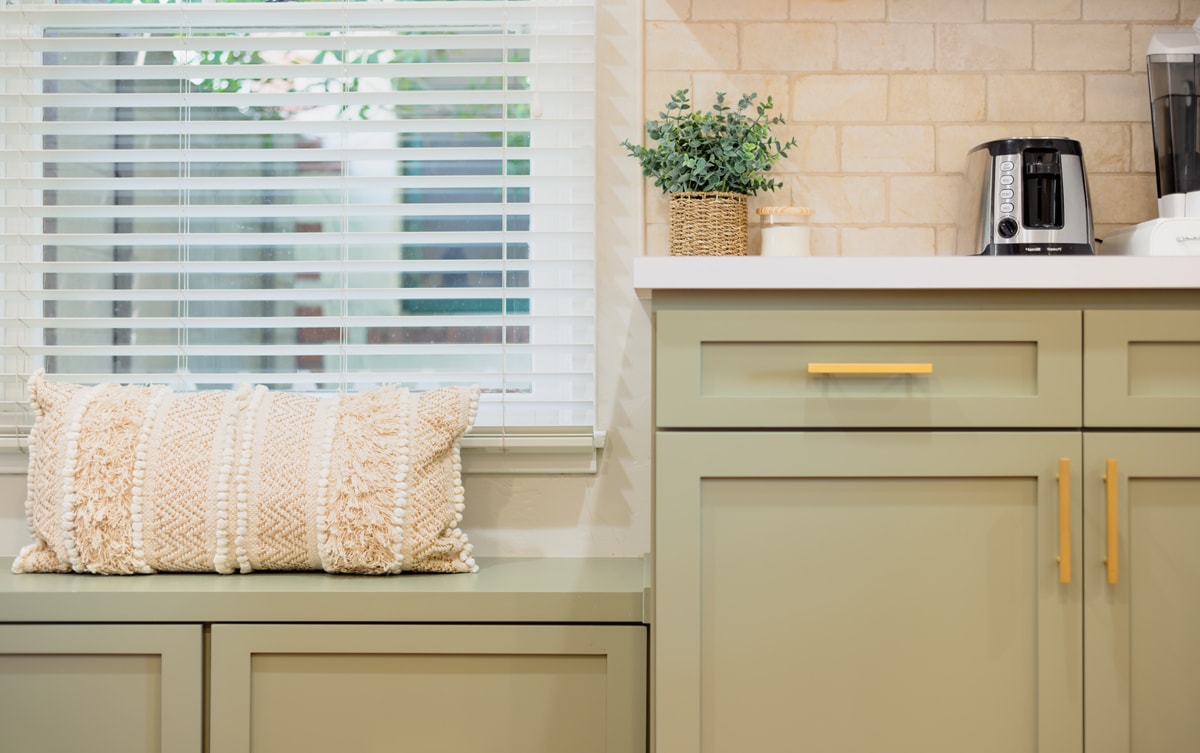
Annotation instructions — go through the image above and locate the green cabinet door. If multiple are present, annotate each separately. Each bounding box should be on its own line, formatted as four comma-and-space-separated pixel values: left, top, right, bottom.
0, 624, 202, 753
1084, 434, 1200, 753
209, 623, 646, 753
655, 431, 1082, 753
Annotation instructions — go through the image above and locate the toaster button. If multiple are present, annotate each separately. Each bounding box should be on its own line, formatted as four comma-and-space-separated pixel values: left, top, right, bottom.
1000, 202, 1015, 213
1001, 189, 1014, 199
1001, 161, 1015, 170
1000, 175, 1014, 185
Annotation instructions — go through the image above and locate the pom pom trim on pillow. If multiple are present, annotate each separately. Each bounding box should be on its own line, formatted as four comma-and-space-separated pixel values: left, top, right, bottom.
14, 372, 480, 575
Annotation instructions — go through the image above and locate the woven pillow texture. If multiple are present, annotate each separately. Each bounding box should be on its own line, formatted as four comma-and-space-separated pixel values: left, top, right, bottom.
13, 373, 480, 575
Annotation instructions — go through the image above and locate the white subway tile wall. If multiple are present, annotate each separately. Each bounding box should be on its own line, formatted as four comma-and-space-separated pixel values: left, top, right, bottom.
640, 0, 1193, 255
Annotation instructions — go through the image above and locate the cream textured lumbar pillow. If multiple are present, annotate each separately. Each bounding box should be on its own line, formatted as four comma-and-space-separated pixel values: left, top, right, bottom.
14, 372, 480, 575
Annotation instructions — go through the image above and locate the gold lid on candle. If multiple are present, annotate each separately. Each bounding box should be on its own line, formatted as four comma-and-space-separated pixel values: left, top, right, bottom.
756, 206, 814, 216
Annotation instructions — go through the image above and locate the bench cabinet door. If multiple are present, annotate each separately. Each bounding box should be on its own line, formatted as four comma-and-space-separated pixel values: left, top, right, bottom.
209, 623, 646, 753
0, 624, 202, 753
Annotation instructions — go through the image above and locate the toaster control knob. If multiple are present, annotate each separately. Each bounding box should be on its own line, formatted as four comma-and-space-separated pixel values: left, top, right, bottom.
998, 217, 1019, 238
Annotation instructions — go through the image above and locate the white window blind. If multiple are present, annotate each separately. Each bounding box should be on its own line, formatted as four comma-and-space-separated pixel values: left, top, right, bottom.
0, 0, 596, 443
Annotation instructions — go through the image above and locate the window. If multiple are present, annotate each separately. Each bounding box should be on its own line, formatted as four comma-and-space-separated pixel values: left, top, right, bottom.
0, 0, 596, 449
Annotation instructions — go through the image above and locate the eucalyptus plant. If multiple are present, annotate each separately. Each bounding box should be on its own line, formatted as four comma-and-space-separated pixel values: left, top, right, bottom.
621, 89, 797, 195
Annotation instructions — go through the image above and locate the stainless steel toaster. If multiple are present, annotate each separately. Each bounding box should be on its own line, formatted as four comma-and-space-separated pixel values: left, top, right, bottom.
956, 137, 1094, 255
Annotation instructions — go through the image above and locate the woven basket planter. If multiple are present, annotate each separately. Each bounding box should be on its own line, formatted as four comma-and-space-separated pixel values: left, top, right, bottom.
668, 191, 749, 256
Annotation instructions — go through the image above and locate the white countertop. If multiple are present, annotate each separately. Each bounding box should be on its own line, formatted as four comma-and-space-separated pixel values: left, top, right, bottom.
633, 255, 1200, 292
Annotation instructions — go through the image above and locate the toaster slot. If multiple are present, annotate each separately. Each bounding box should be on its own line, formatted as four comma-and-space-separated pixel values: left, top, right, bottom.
1023, 148, 1064, 229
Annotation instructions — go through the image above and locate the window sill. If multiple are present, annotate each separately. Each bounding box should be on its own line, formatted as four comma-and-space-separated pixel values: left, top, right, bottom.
460, 430, 605, 475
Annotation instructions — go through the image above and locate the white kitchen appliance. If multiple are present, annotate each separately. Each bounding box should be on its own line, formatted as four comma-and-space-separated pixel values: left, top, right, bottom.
1102, 18, 1200, 255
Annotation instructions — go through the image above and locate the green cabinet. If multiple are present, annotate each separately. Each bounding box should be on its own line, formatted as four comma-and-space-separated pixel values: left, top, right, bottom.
0, 557, 648, 753
0, 624, 202, 753
651, 297, 1200, 753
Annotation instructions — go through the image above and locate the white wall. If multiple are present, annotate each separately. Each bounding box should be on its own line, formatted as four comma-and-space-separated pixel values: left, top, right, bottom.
459, 0, 651, 558
0, 0, 650, 561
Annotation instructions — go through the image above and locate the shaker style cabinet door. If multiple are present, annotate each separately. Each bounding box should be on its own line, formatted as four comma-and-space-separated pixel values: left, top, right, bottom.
209, 623, 646, 753
0, 624, 202, 753
654, 431, 1082, 753
1084, 310, 1200, 428
1084, 434, 1200, 753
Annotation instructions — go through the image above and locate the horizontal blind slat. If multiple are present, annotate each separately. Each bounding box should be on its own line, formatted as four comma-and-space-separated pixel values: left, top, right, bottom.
4, 2, 592, 28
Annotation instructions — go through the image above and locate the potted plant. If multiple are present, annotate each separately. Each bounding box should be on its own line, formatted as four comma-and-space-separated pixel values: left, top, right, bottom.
622, 88, 796, 256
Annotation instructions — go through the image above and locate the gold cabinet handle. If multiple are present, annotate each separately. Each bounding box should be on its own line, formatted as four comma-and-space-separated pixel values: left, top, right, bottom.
1104, 458, 1118, 586
807, 362, 933, 375
1057, 457, 1071, 585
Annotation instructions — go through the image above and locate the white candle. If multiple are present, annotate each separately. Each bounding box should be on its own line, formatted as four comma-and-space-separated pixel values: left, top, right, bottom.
757, 206, 814, 256
761, 224, 811, 256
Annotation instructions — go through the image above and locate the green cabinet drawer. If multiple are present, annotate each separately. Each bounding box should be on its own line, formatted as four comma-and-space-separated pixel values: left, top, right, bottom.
655, 309, 1082, 428
1085, 310, 1200, 427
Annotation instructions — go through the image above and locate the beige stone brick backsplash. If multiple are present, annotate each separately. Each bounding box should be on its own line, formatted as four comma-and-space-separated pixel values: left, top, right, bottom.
838, 23, 935, 71
1083, 0, 1178, 22
792, 176, 887, 224
842, 125, 935, 173
809, 226, 840, 256
988, 73, 1084, 122
1131, 124, 1156, 174
890, 176, 965, 225
639, 2, 1170, 256
936, 226, 959, 256
789, 0, 885, 21
889, 75, 986, 122
841, 227, 937, 256
986, 0, 1080, 22
1087, 74, 1152, 122
792, 75, 887, 122
693, 0, 786, 21
774, 125, 840, 174
645, 23, 737, 71
690, 73, 790, 113
938, 24, 1032, 71
889, 0, 982, 24
1089, 174, 1158, 225
749, 187, 794, 214
1034, 24, 1129, 71
742, 24, 837, 72
642, 71, 687, 122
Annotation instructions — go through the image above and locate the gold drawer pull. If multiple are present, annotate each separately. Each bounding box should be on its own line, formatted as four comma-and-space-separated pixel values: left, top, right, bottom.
1104, 458, 1118, 586
807, 362, 933, 375
1057, 457, 1071, 585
